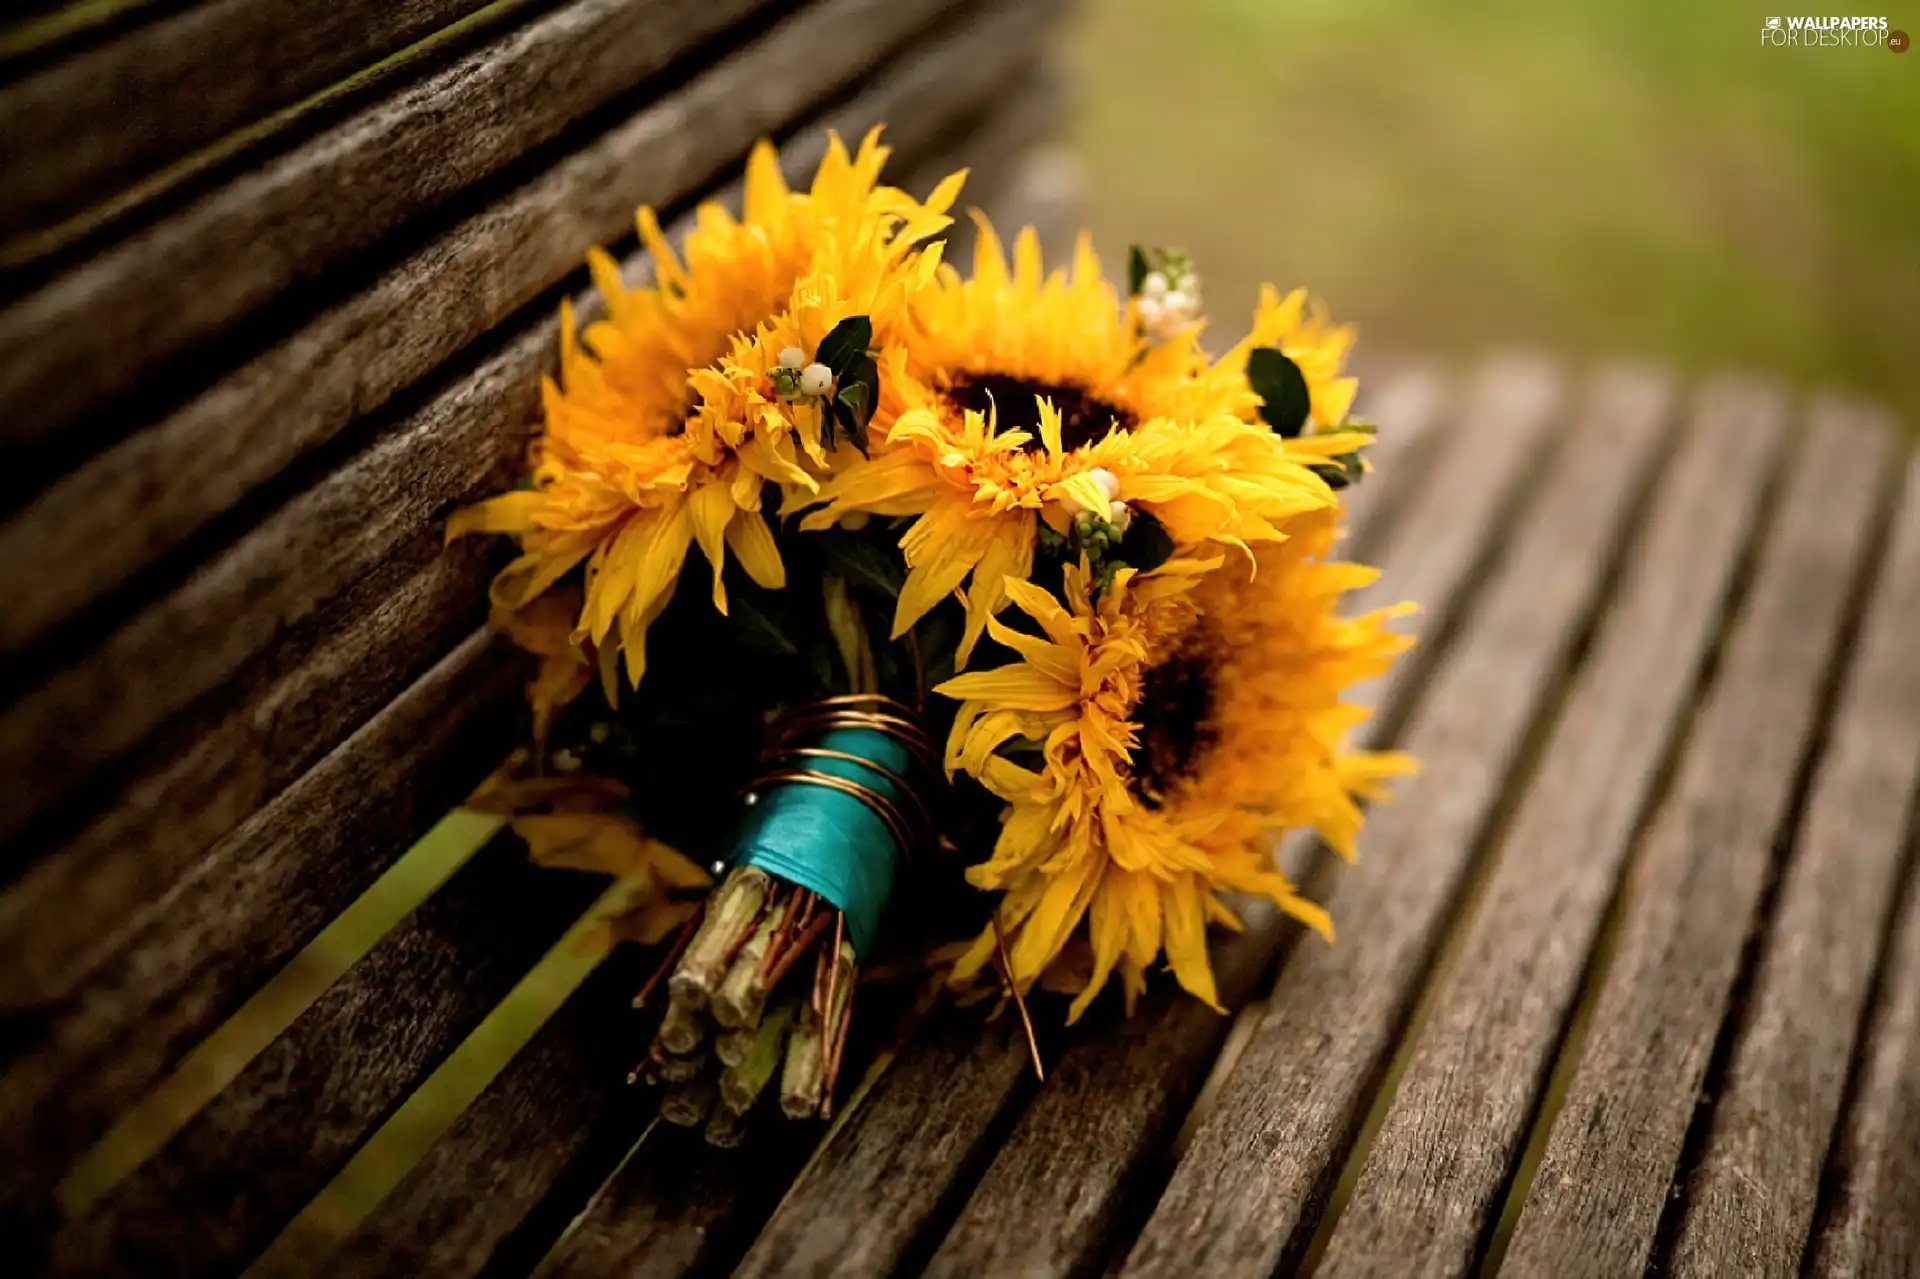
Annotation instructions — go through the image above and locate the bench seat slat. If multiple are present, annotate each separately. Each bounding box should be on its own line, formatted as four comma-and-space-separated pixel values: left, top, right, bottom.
0, 0, 1031, 660
1502, 399, 1901, 1276
1318, 370, 1785, 1277
1670, 440, 1920, 1276
916, 371, 1452, 1278
1116, 358, 1675, 1277
43, 829, 604, 1277
1805, 774, 1920, 1278
0, 632, 520, 1242
0, 0, 502, 252
0, 0, 778, 454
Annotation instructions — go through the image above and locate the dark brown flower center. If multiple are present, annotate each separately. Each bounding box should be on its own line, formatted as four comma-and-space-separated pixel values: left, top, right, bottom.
944, 372, 1136, 453
1130, 639, 1220, 809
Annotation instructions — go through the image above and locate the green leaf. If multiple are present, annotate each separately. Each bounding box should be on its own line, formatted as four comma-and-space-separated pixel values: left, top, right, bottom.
1313, 452, 1366, 491
817, 531, 905, 598
729, 592, 799, 655
816, 316, 873, 378
1247, 347, 1311, 438
836, 352, 879, 450
1127, 245, 1149, 296
1123, 511, 1175, 574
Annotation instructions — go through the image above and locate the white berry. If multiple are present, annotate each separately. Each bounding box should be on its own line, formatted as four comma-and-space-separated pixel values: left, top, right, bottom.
1108, 500, 1133, 531
1088, 467, 1121, 501
799, 362, 834, 397
778, 346, 806, 370
1142, 271, 1169, 299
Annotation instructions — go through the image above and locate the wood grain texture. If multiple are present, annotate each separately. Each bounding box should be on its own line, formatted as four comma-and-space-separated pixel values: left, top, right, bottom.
0, 633, 523, 1237
1669, 441, 1920, 1279
41, 828, 603, 1277
0, 0, 1057, 854
332, 946, 657, 1279
0, 543, 496, 1012
732, 1012, 1039, 1279
0, 0, 1007, 657
1119, 357, 1653, 1279
1804, 787, 1920, 1279
1316, 371, 1786, 1279
917, 369, 1456, 1279
1502, 397, 1899, 1278
0, 0, 500, 250
0, 322, 539, 850
0, 0, 772, 453
538, 1120, 817, 1279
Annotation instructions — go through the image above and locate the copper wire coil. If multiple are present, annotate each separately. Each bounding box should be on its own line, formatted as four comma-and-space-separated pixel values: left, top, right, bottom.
768, 695, 942, 782
758, 745, 934, 838
743, 696, 943, 867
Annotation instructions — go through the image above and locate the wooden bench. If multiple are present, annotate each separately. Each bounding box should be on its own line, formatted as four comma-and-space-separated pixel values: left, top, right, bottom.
3, 3, 1917, 1276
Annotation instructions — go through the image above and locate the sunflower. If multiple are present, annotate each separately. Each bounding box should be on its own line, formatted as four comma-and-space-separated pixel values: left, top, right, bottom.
449, 130, 963, 687
797, 220, 1347, 662
934, 512, 1415, 1020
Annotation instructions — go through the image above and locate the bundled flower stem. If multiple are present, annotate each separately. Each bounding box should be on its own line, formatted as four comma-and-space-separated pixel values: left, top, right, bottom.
637, 868, 867, 1140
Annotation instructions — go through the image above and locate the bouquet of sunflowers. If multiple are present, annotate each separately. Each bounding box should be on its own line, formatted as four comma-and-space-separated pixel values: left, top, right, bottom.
451, 129, 1414, 1146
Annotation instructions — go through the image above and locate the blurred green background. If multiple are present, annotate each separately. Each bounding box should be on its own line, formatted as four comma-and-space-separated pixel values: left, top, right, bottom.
1068, 0, 1920, 425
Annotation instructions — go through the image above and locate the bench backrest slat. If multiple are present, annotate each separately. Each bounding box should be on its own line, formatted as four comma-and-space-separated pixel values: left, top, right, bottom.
0, 0, 779, 454
0, 0, 501, 252
0, 0, 1073, 1265
0, 0, 1012, 659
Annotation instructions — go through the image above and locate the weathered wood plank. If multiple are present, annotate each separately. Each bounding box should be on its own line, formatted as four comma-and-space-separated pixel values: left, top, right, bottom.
916, 370, 1456, 1279
41, 828, 603, 1277
0, 323, 535, 851
0, 0, 1011, 658
0, 0, 774, 455
1117, 358, 1668, 1278
0, 0, 1056, 856
0, 0, 500, 253
0, 543, 495, 1012
1804, 799, 1920, 1278
1502, 398, 1899, 1278
732, 357, 1559, 1279
330, 946, 656, 1278
1667, 439, 1920, 1278
1315, 372, 1789, 1279
734, 1012, 1041, 1278
0, 633, 523, 1243
538, 1123, 816, 1279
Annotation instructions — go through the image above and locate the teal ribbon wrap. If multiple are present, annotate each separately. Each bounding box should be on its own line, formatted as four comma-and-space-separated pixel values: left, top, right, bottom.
728, 725, 917, 958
